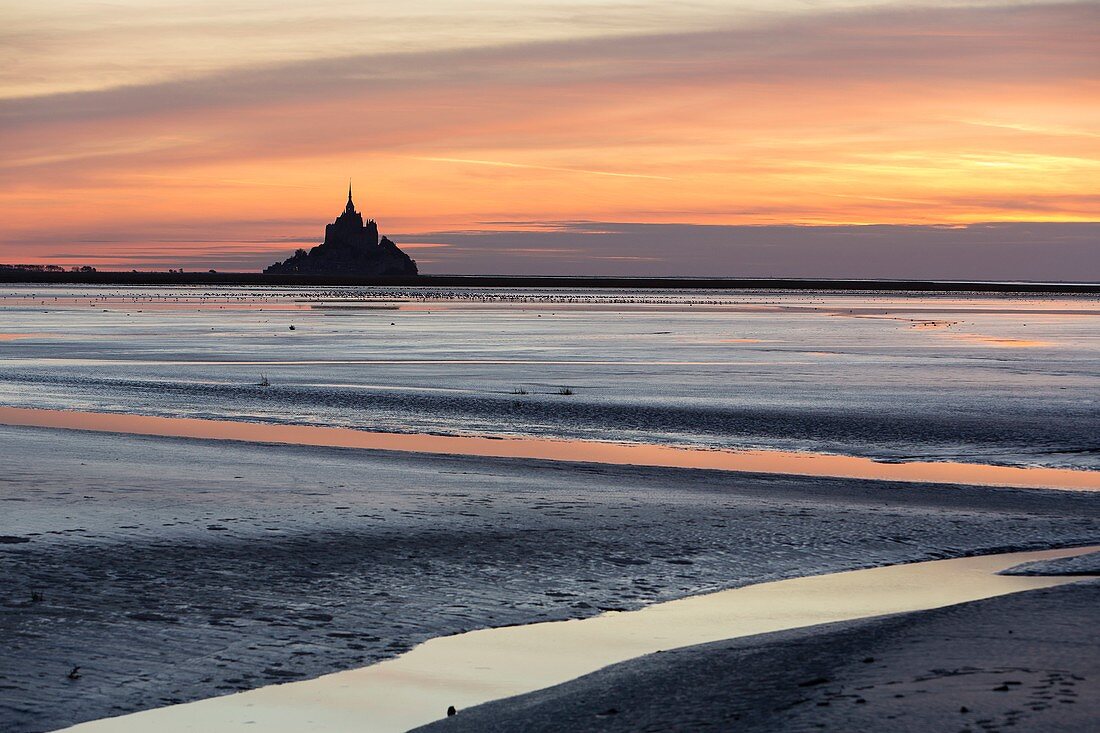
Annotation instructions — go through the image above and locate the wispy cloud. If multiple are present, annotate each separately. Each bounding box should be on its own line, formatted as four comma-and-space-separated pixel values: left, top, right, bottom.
957, 119, 1100, 139
413, 157, 675, 180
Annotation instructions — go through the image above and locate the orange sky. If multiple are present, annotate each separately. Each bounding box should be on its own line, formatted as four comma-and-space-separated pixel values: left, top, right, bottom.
0, 1, 1097, 274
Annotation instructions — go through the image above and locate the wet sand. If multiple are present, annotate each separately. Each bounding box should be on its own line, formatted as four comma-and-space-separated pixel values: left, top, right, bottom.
2, 286, 1098, 732
4, 287, 1097, 473
2, 425, 1099, 733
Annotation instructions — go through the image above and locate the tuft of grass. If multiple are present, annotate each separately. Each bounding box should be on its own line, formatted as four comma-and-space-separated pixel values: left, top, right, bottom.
557, 387, 574, 395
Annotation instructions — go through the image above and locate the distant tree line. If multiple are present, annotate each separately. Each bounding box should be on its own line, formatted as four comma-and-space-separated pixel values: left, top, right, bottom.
0, 264, 96, 272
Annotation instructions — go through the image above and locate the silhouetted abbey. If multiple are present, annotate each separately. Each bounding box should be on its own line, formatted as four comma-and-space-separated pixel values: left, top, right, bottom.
265, 183, 418, 276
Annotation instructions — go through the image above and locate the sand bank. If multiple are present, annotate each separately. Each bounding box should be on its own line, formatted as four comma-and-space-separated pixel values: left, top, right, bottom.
1001, 549, 1100, 576
420, 579, 1099, 732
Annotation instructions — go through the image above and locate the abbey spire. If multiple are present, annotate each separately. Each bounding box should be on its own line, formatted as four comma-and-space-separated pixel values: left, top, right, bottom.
345, 179, 355, 214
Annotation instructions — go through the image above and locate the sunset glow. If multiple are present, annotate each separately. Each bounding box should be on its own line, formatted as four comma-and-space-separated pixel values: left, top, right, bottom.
1, 1, 1097, 274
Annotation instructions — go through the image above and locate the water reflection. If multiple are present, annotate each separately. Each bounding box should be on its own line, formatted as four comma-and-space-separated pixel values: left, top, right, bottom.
2, 407, 1096, 490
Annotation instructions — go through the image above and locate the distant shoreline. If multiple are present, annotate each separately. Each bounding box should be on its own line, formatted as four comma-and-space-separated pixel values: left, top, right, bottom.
1, 270, 1097, 293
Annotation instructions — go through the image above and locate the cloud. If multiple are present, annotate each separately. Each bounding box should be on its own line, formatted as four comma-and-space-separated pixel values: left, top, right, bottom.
394, 221, 1100, 280
9, 221, 1098, 281
4, 3, 1096, 129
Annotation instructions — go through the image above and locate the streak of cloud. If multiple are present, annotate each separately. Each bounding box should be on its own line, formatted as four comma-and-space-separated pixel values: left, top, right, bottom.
414, 157, 675, 180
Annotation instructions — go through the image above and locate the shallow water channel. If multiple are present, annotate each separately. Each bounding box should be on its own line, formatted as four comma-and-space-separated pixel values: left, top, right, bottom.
3, 407, 1097, 490
60, 545, 1097, 733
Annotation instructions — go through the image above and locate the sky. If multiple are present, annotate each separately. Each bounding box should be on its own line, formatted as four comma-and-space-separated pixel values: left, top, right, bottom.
1, 0, 1097, 277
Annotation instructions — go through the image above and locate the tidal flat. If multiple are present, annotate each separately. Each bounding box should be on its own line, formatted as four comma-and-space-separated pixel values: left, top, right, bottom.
0, 286, 1097, 732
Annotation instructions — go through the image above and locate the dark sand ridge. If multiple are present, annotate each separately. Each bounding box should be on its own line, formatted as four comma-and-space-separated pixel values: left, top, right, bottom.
2, 271, 1099, 293
417, 578, 1099, 733
2, 425, 1099, 732
1, 407, 1097, 490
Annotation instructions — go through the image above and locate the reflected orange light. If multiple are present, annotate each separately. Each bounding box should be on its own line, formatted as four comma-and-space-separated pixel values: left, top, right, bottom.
946, 334, 1055, 348
1, 407, 1096, 491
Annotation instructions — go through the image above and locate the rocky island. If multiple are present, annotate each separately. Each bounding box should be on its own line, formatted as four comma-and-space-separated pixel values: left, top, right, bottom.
265, 184, 418, 276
